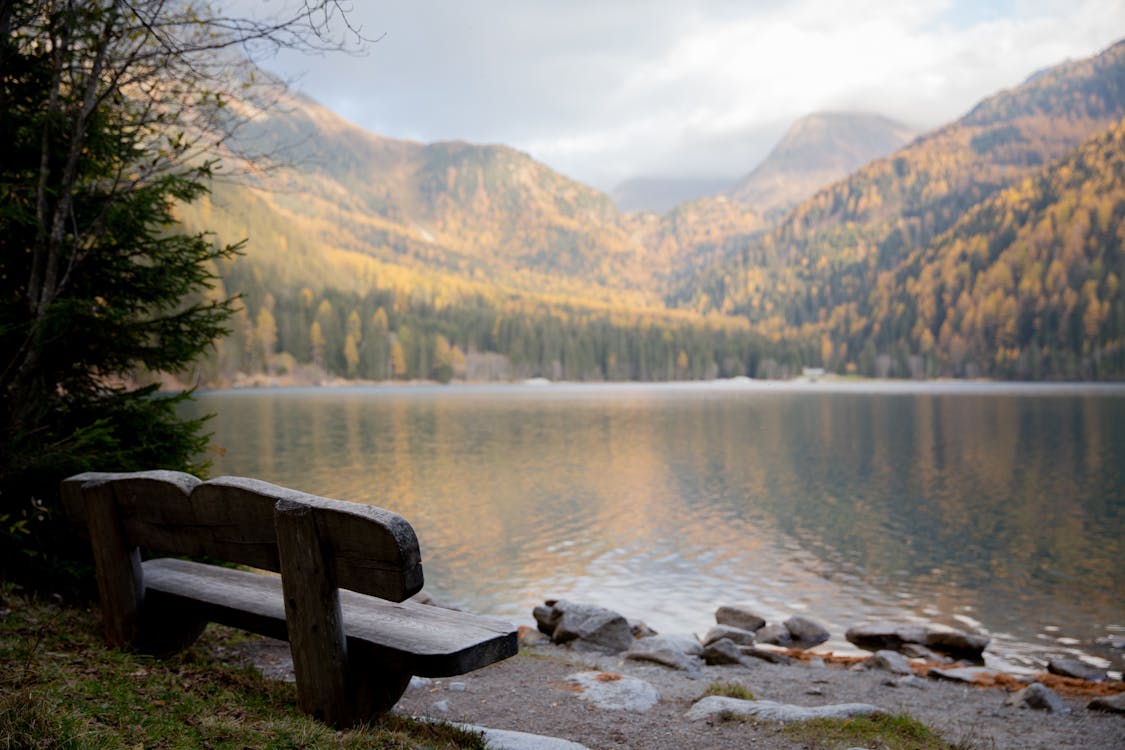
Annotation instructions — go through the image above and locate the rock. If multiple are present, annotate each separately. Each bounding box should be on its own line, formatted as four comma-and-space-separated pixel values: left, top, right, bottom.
533, 603, 562, 636
566, 671, 659, 712
1087, 692, 1125, 713
755, 623, 792, 647
740, 646, 795, 665
408, 676, 433, 690
923, 624, 990, 660
534, 601, 634, 654
449, 682, 467, 692
629, 619, 658, 639
808, 656, 826, 668
1095, 635, 1125, 650
868, 650, 913, 675
460, 725, 593, 750
846, 622, 928, 652
715, 605, 766, 632
518, 625, 549, 647
624, 635, 702, 672
703, 638, 747, 666
1006, 683, 1071, 713
702, 625, 756, 647
1047, 657, 1108, 682
845, 621, 988, 660
659, 632, 704, 656
432, 699, 450, 713
929, 666, 997, 684
685, 696, 881, 723
784, 616, 830, 648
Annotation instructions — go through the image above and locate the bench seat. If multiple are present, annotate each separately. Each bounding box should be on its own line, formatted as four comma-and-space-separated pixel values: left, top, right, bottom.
143, 557, 517, 677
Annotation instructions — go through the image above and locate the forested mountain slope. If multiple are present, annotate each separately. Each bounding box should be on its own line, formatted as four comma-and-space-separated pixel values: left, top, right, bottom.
674, 39, 1125, 378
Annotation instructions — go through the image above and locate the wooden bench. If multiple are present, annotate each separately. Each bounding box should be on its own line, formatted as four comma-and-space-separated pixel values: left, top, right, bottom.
61, 470, 517, 728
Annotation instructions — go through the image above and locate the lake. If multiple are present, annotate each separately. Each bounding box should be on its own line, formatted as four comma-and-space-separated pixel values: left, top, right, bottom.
182, 381, 1125, 674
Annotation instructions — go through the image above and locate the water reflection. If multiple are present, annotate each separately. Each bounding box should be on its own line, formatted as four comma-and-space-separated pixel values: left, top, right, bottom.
186, 383, 1125, 671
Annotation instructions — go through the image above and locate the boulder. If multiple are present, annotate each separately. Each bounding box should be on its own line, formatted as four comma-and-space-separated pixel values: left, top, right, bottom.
922, 625, 990, 660
845, 621, 988, 660
715, 605, 766, 632
685, 696, 881, 723
1087, 692, 1125, 713
928, 666, 997, 684
702, 625, 757, 647
868, 650, 912, 675
740, 646, 795, 665
659, 632, 704, 656
1047, 657, 1107, 682
624, 635, 702, 673
533, 600, 634, 653
566, 671, 659, 712
784, 616, 830, 648
1006, 683, 1071, 713
702, 638, 747, 666
845, 622, 928, 652
755, 623, 792, 647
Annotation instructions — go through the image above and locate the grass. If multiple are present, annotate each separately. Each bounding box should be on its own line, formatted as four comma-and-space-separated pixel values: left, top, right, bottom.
0, 585, 487, 749
780, 713, 983, 750
702, 681, 755, 700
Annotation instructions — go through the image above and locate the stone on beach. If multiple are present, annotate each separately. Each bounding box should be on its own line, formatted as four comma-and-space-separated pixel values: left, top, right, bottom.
624, 635, 703, 673
1087, 691, 1125, 713
845, 621, 989, 659
533, 600, 634, 653
754, 623, 792, 647
566, 671, 659, 712
702, 625, 757, 647
702, 638, 748, 666
868, 650, 913, 675
783, 616, 830, 648
1005, 683, 1071, 713
1046, 657, 1107, 682
714, 605, 766, 633
685, 695, 882, 723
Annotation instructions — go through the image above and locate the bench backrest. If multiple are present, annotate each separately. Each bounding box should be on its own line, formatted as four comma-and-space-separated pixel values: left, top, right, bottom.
61, 470, 423, 602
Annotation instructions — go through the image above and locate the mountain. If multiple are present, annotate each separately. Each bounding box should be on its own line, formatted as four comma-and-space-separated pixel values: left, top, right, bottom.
174, 40, 1125, 385
677, 39, 1125, 378
727, 111, 916, 216
611, 176, 734, 213
176, 89, 770, 384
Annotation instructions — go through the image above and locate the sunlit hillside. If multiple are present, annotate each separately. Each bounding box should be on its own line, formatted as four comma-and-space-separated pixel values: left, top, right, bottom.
176, 39, 1125, 385
675, 39, 1125, 379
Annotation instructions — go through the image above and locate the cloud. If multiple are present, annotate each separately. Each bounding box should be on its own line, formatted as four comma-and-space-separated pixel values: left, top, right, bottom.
243, 0, 1125, 188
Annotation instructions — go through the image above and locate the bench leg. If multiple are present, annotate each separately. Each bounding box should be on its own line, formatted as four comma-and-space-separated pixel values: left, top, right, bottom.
275, 499, 352, 728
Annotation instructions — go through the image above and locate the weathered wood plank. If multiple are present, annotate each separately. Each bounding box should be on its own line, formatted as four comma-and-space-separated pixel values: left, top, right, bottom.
83, 477, 145, 647
65, 473, 422, 602
275, 498, 352, 728
142, 558, 518, 676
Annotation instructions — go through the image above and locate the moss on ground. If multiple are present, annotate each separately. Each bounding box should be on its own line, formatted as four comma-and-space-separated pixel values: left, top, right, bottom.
781, 712, 982, 750
0, 585, 486, 749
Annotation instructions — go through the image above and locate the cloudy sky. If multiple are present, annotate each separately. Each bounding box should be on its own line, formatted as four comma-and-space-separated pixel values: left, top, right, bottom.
244, 0, 1125, 190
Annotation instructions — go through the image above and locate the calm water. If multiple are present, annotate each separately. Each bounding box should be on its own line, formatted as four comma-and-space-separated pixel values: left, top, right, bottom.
182, 382, 1125, 673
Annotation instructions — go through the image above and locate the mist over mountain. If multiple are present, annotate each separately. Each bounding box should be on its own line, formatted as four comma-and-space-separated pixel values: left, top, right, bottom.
728, 111, 917, 217
610, 176, 734, 213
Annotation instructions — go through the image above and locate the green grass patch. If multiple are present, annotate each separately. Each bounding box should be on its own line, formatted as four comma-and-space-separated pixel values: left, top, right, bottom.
0, 585, 486, 749
702, 681, 755, 700
781, 713, 968, 750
